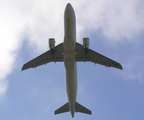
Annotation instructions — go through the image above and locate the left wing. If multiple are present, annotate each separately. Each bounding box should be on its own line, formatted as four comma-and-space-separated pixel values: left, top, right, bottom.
22, 43, 64, 71
75, 42, 122, 70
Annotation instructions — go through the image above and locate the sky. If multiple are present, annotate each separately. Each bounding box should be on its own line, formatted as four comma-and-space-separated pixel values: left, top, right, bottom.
0, 0, 144, 119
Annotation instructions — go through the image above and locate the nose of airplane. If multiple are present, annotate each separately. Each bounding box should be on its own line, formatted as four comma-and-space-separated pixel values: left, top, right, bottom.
64, 3, 75, 20
65, 3, 73, 12
66, 3, 72, 9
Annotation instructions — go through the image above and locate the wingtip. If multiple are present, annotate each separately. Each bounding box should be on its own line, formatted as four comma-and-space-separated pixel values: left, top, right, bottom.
21, 65, 25, 71
117, 63, 123, 70
21, 67, 23, 71
120, 64, 123, 70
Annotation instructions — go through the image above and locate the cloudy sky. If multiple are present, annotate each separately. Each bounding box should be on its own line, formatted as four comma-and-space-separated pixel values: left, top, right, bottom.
0, 0, 144, 119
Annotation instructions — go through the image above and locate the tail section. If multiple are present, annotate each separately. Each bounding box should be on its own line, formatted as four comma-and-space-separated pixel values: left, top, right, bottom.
55, 102, 69, 115
75, 102, 91, 115
55, 102, 91, 116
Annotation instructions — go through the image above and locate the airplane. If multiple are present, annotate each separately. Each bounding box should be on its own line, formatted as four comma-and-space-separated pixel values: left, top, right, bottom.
22, 3, 122, 118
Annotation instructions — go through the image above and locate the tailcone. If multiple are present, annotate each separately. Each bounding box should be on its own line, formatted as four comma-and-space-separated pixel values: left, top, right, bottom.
71, 111, 75, 118
70, 105, 75, 118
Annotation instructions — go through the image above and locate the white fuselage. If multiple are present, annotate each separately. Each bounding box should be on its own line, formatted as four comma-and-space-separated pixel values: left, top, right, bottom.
64, 3, 77, 117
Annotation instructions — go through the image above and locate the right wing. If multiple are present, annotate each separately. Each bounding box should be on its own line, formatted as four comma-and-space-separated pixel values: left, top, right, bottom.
22, 43, 64, 71
75, 42, 122, 70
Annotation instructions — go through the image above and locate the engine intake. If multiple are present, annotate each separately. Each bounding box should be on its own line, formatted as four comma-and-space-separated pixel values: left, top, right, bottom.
83, 38, 89, 49
49, 38, 55, 49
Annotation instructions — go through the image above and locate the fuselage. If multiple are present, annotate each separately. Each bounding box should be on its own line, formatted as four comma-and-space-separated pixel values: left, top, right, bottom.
64, 3, 77, 117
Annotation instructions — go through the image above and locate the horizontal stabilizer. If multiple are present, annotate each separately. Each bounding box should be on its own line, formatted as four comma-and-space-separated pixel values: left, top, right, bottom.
55, 102, 69, 114
75, 102, 91, 115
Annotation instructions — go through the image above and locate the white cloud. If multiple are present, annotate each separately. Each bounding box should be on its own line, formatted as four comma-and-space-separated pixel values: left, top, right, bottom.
0, 0, 144, 99
75, 0, 144, 41
0, 1, 25, 98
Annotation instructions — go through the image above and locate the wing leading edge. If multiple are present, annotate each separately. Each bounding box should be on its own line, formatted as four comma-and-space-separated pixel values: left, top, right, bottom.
22, 43, 64, 71
75, 42, 122, 70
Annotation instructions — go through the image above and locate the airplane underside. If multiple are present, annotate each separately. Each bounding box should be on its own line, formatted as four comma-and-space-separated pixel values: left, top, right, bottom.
22, 3, 122, 118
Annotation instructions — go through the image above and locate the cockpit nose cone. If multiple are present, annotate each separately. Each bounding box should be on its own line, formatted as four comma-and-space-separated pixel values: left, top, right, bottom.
66, 3, 72, 10
66, 3, 72, 7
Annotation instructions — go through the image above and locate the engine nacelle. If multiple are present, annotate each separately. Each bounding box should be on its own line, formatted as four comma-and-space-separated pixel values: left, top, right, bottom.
49, 38, 55, 49
83, 38, 89, 49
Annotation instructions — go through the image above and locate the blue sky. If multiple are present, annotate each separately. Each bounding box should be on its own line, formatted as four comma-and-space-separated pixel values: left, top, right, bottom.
0, 0, 144, 120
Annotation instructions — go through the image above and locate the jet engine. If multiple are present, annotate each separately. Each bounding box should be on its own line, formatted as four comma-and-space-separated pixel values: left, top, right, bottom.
49, 38, 55, 49
83, 38, 89, 49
